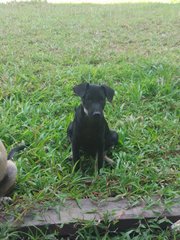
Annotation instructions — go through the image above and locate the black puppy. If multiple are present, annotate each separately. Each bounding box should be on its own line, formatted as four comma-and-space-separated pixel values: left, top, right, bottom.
67, 83, 118, 172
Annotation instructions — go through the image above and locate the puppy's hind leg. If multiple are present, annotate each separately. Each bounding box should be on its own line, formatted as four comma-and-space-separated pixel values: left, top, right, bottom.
0, 160, 17, 197
67, 122, 73, 142
109, 130, 118, 147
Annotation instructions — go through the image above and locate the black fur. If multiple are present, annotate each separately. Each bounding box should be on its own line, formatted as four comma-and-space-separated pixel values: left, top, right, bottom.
67, 83, 118, 172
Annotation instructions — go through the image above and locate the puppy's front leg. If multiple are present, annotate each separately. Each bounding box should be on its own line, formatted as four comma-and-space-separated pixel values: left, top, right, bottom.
97, 144, 104, 172
72, 140, 80, 171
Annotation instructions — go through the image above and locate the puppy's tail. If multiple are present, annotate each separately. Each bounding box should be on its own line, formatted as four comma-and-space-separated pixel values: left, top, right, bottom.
7, 142, 27, 160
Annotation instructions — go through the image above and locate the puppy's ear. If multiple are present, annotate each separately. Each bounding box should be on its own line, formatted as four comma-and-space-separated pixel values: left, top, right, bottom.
102, 85, 114, 102
73, 83, 89, 98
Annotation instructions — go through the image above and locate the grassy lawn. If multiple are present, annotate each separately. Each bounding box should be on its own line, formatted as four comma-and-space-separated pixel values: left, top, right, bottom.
0, 2, 179, 239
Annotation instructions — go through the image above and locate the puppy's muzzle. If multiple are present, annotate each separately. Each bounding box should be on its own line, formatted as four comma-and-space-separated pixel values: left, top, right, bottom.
93, 111, 102, 118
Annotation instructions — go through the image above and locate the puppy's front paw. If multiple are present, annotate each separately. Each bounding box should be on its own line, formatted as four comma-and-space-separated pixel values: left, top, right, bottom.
104, 155, 115, 166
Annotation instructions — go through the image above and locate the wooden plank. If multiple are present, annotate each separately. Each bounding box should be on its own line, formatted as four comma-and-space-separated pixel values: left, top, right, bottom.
1, 197, 180, 238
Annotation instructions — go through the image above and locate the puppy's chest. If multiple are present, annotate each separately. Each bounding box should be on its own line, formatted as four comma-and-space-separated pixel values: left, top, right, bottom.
79, 124, 103, 146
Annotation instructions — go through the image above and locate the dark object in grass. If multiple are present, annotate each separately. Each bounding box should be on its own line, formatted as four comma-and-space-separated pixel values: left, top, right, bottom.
67, 83, 118, 172
0, 140, 26, 198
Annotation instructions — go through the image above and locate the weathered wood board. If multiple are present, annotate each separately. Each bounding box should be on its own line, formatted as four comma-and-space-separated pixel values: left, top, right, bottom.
1, 197, 180, 238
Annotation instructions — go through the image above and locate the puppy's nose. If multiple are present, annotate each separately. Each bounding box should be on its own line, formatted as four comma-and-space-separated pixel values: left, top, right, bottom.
93, 111, 101, 117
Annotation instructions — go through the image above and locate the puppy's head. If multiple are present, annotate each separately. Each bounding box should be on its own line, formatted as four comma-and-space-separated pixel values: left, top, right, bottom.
73, 83, 114, 119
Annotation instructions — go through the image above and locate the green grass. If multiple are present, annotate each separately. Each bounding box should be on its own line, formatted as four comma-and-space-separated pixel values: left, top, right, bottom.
0, 2, 179, 239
